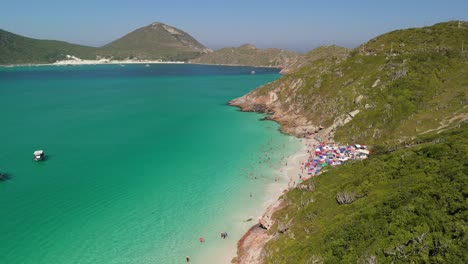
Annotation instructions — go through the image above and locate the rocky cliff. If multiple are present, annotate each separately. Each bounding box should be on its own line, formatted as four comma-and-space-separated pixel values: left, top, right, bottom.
230, 21, 468, 146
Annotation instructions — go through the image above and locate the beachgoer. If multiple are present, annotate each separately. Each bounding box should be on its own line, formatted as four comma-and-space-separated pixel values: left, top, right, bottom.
199, 237, 205, 243
186, 256, 190, 262
224, 232, 228, 238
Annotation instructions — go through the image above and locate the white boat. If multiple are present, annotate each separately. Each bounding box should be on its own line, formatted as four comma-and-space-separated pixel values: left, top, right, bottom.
33, 150, 45, 161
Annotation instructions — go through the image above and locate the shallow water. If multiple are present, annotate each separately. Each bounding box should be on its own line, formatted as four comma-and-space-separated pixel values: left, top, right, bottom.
0, 64, 300, 263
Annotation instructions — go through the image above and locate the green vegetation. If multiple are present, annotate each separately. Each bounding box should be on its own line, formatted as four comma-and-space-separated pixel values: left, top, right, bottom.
263, 125, 467, 263
0, 29, 95, 64
99, 22, 211, 61
280, 45, 350, 74
190, 43, 299, 67
249, 21, 468, 145
0, 22, 211, 64
238, 21, 468, 263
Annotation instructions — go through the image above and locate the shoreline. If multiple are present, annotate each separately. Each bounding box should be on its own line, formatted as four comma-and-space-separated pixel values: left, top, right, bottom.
188, 62, 283, 70
0, 60, 284, 70
0, 59, 186, 68
233, 137, 316, 263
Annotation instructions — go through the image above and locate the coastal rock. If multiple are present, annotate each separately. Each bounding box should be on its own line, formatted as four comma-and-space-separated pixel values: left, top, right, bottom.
233, 200, 286, 264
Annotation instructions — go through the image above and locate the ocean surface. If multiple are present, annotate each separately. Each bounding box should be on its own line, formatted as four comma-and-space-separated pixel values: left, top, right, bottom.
0, 64, 300, 264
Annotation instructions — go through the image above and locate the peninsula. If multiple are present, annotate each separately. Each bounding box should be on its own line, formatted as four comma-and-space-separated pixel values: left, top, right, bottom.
231, 21, 468, 263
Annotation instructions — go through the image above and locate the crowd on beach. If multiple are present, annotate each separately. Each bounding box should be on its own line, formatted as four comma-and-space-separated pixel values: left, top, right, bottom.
302, 142, 369, 176
186, 135, 370, 263
282, 138, 370, 189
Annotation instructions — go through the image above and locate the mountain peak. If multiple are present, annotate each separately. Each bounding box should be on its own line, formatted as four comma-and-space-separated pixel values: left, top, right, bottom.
100, 22, 212, 60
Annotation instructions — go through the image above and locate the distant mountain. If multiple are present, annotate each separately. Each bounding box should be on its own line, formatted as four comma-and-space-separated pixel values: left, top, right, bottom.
99, 22, 212, 61
0, 22, 211, 65
0, 29, 95, 64
190, 43, 300, 67
280, 45, 350, 74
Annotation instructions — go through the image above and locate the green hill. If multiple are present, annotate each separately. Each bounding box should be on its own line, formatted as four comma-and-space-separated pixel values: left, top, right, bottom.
0, 22, 212, 64
0, 29, 95, 64
280, 45, 350, 74
190, 43, 300, 67
231, 21, 468, 146
99, 22, 212, 61
263, 125, 467, 263
231, 21, 468, 263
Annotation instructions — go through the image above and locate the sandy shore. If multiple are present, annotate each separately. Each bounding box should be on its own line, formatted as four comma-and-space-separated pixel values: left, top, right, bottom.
233, 137, 316, 263
1, 60, 283, 69
0, 58, 185, 67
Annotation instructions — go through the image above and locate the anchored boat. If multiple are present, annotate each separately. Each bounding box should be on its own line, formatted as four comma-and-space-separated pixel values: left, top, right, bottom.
33, 150, 45, 161
0, 172, 8, 181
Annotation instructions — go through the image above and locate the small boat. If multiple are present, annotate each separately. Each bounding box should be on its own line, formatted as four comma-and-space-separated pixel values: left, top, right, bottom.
0, 172, 8, 181
33, 150, 45, 161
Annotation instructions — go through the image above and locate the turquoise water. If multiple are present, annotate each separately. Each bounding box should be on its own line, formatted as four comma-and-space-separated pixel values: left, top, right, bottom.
0, 64, 299, 263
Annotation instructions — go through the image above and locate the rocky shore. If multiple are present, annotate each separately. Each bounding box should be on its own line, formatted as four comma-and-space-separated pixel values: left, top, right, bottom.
229, 86, 337, 141
229, 84, 338, 263
232, 200, 286, 264
227, 98, 321, 263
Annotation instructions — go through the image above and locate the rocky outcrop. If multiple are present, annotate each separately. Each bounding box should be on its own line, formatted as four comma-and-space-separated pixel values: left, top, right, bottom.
229, 77, 332, 140
232, 199, 286, 264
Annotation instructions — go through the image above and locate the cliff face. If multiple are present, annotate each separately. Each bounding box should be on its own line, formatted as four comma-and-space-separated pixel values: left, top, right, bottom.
229, 76, 322, 137
230, 21, 468, 146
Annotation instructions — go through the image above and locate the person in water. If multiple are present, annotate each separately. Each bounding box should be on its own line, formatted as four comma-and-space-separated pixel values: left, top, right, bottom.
220, 232, 228, 239
186, 256, 190, 262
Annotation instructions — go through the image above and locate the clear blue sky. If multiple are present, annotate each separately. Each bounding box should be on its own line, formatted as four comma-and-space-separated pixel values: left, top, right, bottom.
1, 0, 467, 52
